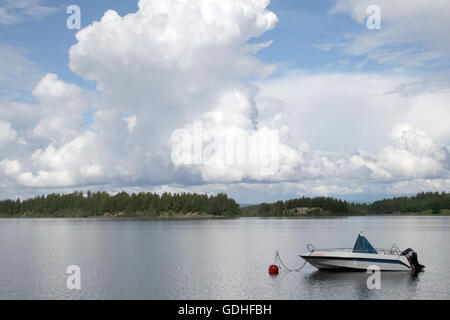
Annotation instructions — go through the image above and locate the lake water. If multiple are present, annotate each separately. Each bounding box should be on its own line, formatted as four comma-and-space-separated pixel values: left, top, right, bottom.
0, 217, 449, 300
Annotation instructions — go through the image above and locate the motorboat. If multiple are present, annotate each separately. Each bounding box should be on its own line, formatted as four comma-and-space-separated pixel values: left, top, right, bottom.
300, 233, 424, 272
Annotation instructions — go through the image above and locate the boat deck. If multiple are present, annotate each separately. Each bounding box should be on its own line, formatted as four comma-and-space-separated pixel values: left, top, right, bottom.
309, 248, 400, 255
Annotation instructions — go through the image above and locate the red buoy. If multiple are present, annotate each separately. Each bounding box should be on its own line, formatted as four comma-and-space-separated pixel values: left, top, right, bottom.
268, 264, 279, 275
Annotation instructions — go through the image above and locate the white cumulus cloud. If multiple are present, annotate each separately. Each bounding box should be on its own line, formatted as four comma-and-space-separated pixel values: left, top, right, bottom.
0, 120, 17, 148
1, 0, 449, 202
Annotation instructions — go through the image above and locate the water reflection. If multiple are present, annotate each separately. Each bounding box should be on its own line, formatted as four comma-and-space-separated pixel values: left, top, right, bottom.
302, 270, 422, 300
0, 217, 448, 299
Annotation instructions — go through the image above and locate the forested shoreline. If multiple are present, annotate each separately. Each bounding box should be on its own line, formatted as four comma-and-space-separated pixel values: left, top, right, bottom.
242, 192, 450, 216
0, 191, 240, 218
0, 191, 449, 218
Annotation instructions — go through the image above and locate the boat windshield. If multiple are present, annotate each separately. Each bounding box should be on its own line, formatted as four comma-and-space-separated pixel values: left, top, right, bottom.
352, 234, 378, 254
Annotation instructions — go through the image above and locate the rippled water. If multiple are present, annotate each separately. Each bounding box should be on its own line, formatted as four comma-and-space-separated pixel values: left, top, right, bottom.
0, 217, 448, 299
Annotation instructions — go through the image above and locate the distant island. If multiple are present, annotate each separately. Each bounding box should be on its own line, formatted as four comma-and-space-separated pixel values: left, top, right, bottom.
242, 192, 450, 216
0, 191, 449, 218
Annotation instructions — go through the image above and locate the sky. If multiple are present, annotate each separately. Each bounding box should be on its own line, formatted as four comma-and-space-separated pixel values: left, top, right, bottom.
0, 0, 449, 204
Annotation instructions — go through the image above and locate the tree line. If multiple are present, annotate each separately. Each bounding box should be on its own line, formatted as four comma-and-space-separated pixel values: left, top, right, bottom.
0, 191, 240, 217
353, 192, 450, 214
242, 196, 351, 216
242, 192, 450, 216
0, 191, 449, 217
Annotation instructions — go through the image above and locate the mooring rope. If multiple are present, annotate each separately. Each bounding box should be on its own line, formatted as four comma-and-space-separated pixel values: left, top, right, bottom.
274, 250, 308, 272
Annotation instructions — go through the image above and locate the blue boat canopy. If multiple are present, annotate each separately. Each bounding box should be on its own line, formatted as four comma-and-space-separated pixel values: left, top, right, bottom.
353, 234, 378, 254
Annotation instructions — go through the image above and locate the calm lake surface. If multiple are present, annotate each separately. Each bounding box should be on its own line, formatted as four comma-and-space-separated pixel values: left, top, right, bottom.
0, 217, 449, 300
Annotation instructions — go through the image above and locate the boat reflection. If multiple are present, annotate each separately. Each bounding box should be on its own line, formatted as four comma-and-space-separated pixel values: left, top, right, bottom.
300, 269, 423, 299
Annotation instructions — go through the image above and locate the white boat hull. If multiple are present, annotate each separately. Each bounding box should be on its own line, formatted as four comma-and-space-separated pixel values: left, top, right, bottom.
300, 252, 411, 271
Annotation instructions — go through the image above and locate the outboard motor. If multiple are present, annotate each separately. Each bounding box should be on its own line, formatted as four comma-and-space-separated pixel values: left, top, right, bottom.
401, 248, 425, 272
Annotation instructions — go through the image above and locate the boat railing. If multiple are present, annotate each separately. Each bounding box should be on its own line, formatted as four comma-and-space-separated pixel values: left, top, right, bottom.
309, 247, 353, 253
388, 244, 402, 256
306, 245, 402, 256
